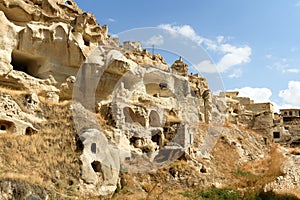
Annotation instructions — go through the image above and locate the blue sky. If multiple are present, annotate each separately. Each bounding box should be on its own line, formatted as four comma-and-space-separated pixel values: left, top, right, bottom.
74, 0, 300, 111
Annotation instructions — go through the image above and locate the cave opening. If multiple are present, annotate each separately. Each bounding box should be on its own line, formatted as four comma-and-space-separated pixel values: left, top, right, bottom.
10, 50, 46, 78
273, 132, 280, 139
25, 127, 36, 135
123, 107, 146, 127
0, 120, 14, 133
149, 110, 160, 127
91, 160, 102, 173
151, 130, 164, 148
91, 143, 97, 153
0, 124, 6, 131
151, 133, 160, 145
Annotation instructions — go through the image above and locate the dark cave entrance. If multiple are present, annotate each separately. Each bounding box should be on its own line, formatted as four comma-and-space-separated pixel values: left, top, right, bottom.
273, 132, 280, 139
91, 160, 102, 173
10, 50, 46, 78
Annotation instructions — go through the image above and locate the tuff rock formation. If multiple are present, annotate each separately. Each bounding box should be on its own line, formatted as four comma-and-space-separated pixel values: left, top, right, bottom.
0, 0, 299, 199
0, 0, 214, 197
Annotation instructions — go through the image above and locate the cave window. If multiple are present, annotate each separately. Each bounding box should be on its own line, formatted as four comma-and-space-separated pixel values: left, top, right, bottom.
0, 125, 6, 131
91, 161, 102, 172
75, 138, 84, 152
233, 109, 239, 114
149, 110, 160, 127
159, 83, 168, 89
289, 111, 292, 116
123, 107, 134, 123
83, 36, 90, 46
273, 132, 280, 139
25, 127, 33, 135
64, 1, 72, 5
284, 112, 287, 116
91, 143, 96, 154
123, 107, 146, 127
10, 50, 45, 79
84, 39, 90, 46
145, 83, 175, 98
130, 136, 139, 146
151, 133, 160, 146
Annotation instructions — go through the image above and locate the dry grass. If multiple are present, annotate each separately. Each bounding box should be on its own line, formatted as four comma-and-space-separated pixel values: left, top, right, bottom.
283, 187, 300, 199
227, 143, 285, 196
0, 87, 82, 198
211, 132, 241, 183
113, 159, 203, 200
0, 85, 27, 96
0, 86, 289, 199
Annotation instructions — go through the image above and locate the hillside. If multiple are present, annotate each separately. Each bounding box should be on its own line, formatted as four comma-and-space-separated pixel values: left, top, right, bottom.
0, 0, 299, 199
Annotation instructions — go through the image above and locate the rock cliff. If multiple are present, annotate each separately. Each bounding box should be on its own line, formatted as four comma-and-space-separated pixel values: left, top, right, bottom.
0, 0, 298, 199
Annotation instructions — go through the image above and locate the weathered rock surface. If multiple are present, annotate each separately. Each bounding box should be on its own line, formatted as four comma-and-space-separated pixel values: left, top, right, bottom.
0, 180, 48, 200
0, 0, 297, 199
264, 148, 300, 193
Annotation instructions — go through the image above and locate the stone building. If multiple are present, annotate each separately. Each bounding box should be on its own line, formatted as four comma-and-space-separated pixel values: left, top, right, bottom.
221, 91, 274, 140
272, 109, 300, 145
222, 91, 300, 146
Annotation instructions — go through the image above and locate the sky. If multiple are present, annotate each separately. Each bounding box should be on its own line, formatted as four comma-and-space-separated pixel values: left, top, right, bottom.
74, 0, 300, 112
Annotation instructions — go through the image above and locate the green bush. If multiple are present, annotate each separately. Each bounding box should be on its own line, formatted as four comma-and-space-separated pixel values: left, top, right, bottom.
179, 188, 300, 200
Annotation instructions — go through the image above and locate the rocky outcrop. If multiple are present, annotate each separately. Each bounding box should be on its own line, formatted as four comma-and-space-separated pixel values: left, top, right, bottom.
221, 91, 274, 140
0, 0, 108, 84
264, 147, 300, 194
79, 128, 120, 196
0, 179, 48, 200
0, 0, 294, 199
69, 43, 212, 195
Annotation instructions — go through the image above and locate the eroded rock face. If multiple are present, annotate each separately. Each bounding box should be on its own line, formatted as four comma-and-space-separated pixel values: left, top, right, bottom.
70, 45, 213, 195
0, 11, 21, 73
0, 93, 40, 135
264, 147, 300, 194
0, 180, 48, 200
0, 0, 108, 83
79, 128, 120, 196
0, 0, 214, 198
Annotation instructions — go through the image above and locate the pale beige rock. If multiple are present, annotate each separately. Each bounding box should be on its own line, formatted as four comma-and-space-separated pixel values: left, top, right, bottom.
0, 11, 23, 73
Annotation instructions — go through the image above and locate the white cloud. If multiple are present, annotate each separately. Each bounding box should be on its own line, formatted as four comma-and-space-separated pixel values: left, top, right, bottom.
266, 57, 299, 73
195, 60, 217, 73
217, 35, 224, 43
234, 87, 273, 103
108, 18, 116, 22
286, 68, 300, 73
158, 24, 251, 73
295, 1, 300, 7
144, 35, 164, 46
217, 44, 251, 72
290, 47, 298, 52
279, 81, 300, 106
228, 68, 242, 78
267, 60, 289, 73
265, 54, 272, 59
195, 45, 251, 73
158, 24, 206, 44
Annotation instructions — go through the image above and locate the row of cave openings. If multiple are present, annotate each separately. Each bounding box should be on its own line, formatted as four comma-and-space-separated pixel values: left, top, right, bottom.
89, 143, 102, 173
123, 107, 161, 128
123, 107, 180, 151
0, 120, 34, 135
